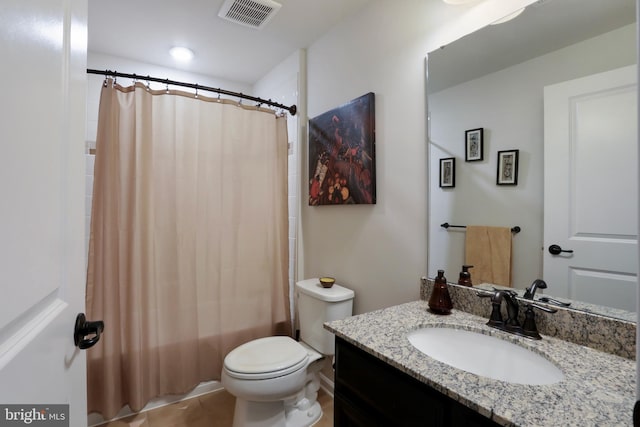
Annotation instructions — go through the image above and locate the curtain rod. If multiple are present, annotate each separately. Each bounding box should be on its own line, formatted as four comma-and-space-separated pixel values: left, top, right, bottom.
87, 69, 297, 116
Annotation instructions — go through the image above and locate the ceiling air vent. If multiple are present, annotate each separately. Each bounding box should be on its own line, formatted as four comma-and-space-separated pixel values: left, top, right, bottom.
218, 0, 282, 30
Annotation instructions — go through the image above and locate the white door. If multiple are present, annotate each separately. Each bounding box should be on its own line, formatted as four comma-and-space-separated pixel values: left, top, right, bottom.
0, 0, 89, 425
543, 65, 638, 312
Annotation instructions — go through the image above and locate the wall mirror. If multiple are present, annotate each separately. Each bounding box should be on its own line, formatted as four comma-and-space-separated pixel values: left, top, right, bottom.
426, 0, 637, 321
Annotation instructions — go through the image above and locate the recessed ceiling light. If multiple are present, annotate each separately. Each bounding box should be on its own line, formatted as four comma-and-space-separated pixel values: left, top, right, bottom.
169, 46, 194, 62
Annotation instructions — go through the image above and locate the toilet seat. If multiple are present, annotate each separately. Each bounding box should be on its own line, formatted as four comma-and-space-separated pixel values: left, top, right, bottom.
224, 336, 309, 380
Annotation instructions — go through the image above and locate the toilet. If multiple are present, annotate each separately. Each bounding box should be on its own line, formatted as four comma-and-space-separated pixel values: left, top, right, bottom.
221, 278, 354, 427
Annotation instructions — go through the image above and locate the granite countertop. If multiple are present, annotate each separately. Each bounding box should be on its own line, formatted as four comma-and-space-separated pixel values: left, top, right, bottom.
324, 300, 636, 426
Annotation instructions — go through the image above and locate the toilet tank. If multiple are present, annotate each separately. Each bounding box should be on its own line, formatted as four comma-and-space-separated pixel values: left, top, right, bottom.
295, 278, 354, 355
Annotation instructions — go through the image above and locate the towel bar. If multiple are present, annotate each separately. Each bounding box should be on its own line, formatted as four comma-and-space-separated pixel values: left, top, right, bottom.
440, 222, 521, 234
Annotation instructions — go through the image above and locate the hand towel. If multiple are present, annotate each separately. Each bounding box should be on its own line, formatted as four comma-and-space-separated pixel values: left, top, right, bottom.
465, 225, 512, 287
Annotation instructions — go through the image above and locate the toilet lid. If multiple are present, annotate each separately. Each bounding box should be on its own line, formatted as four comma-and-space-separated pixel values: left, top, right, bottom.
224, 336, 308, 379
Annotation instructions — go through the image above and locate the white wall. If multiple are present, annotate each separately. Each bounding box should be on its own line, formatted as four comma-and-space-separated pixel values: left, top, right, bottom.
253, 50, 304, 320
428, 24, 636, 289
302, 0, 536, 314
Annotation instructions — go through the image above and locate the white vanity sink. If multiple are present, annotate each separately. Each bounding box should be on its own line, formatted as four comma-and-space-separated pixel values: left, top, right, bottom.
407, 327, 564, 385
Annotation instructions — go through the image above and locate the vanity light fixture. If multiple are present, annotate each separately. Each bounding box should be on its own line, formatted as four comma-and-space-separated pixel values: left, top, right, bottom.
490, 8, 525, 25
169, 46, 194, 62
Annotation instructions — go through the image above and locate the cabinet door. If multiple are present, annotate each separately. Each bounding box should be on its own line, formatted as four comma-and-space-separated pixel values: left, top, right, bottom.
334, 393, 387, 427
335, 337, 446, 426
451, 405, 502, 427
334, 337, 500, 427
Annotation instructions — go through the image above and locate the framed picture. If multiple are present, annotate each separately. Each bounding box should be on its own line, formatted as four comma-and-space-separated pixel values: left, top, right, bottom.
439, 157, 455, 188
308, 92, 376, 205
497, 149, 519, 185
465, 128, 483, 161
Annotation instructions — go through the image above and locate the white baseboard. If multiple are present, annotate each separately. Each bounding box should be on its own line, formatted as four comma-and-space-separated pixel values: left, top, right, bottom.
318, 371, 334, 397
88, 380, 224, 427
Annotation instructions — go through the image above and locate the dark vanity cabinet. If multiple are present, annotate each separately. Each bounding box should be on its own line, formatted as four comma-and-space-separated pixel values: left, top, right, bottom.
333, 337, 500, 427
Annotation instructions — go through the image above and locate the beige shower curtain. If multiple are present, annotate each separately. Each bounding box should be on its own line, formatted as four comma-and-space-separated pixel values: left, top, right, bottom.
86, 80, 291, 418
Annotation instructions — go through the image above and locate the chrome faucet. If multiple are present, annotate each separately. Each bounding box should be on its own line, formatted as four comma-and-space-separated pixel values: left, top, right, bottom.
479, 288, 556, 340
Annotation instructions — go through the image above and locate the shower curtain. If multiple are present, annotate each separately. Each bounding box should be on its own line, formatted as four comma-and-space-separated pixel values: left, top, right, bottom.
86, 80, 291, 418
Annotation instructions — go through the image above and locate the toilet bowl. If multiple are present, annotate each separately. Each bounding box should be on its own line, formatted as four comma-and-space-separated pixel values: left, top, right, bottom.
221, 278, 354, 427
222, 337, 323, 427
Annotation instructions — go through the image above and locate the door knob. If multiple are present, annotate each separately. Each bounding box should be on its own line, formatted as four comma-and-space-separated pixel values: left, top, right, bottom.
74, 313, 104, 350
548, 244, 574, 255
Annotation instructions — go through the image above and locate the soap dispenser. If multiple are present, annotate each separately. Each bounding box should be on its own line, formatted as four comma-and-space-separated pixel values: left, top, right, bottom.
429, 270, 453, 315
458, 265, 473, 287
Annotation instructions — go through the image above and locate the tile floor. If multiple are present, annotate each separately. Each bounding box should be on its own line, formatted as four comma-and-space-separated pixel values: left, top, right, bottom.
100, 388, 333, 427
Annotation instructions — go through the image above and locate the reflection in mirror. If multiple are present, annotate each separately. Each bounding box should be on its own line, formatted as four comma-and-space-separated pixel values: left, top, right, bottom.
427, 0, 637, 320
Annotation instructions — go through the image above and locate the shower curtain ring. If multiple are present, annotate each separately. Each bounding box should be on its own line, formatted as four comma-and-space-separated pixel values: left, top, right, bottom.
195, 84, 199, 98
165, 79, 170, 93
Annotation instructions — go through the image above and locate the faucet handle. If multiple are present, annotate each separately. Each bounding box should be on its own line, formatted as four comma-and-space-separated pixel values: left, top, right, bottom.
528, 302, 558, 314
484, 288, 516, 303
476, 288, 506, 303
522, 303, 557, 340
537, 296, 571, 307
475, 289, 502, 326
476, 289, 494, 299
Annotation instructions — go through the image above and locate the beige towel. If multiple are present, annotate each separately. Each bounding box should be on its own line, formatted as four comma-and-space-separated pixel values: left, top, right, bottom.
465, 226, 512, 287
